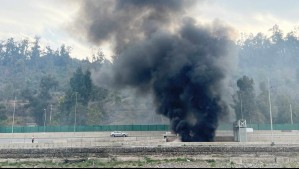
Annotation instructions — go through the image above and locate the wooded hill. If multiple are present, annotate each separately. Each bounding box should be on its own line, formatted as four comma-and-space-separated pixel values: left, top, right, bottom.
1, 25, 299, 127
0, 36, 164, 126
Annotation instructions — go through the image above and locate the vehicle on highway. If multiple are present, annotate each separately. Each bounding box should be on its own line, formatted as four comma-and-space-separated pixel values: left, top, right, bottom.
110, 131, 128, 137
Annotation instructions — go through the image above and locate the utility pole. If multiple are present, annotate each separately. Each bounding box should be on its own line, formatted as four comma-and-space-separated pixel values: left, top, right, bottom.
44, 109, 47, 133
12, 97, 16, 134
290, 104, 294, 125
74, 92, 78, 133
268, 78, 274, 145
50, 104, 53, 125
239, 92, 244, 120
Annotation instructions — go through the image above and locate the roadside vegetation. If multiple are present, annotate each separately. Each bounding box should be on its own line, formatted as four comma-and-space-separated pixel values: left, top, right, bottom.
0, 156, 297, 168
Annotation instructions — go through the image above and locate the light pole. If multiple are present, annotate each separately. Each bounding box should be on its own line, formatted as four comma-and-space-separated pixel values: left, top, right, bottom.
268, 78, 274, 145
50, 104, 53, 125
290, 104, 294, 125
74, 92, 78, 133
44, 108, 47, 133
238, 92, 244, 120
12, 97, 16, 134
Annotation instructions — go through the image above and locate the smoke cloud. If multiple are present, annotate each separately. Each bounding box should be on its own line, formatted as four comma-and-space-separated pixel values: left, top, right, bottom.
73, 0, 195, 52
73, 0, 237, 142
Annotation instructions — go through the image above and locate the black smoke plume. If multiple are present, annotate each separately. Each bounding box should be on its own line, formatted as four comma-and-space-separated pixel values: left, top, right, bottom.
73, 0, 236, 142
73, 0, 195, 52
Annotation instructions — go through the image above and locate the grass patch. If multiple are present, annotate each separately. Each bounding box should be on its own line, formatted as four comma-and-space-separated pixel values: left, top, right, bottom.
176, 157, 188, 162
290, 162, 298, 168
230, 161, 235, 168
206, 159, 216, 168
263, 163, 267, 168
0, 157, 197, 168
144, 156, 154, 163
163, 157, 193, 163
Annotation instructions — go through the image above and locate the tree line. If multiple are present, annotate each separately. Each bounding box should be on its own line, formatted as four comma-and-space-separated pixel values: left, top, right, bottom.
1, 24, 299, 126
235, 25, 299, 124
0, 36, 114, 126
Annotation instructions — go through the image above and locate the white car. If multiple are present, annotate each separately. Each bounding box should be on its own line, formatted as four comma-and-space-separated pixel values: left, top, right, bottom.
110, 131, 128, 137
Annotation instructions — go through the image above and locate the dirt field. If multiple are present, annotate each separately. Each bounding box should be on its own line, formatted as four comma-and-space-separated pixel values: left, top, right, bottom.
0, 153, 298, 168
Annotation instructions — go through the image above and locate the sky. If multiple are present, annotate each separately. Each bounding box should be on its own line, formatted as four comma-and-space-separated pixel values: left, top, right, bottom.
0, 0, 299, 60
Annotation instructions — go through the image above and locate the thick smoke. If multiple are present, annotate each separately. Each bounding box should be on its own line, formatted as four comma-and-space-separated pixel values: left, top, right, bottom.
73, 0, 236, 142
73, 0, 195, 52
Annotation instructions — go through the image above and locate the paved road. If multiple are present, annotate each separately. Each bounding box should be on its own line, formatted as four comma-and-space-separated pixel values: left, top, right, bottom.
0, 138, 55, 144
0, 132, 166, 144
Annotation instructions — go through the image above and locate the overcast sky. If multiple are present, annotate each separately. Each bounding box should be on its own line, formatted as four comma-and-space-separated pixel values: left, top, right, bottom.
1, 0, 299, 59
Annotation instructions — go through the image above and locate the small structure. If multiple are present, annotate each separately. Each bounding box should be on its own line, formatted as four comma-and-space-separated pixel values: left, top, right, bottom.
163, 131, 178, 142
233, 119, 247, 142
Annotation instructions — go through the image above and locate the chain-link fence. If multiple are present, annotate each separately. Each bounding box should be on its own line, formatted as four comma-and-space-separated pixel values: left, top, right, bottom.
0, 124, 299, 149
1, 125, 170, 133
3, 124, 299, 133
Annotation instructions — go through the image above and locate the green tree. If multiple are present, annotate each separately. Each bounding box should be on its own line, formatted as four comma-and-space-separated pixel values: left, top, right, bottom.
0, 104, 8, 125
274, 94, 291, 124
30, 36, 41, 63
3, 38, 19, 66
39, 75, 58, 99
18, 39, 29, 57
86, 102, 105, 125
58, 68, 93, 125
236, 75, 257, 124
255, 82, 269, 124
22, 75, 58, 125
270, 24, 284, 44
55, 44, 71, 67
70, 67, 92, 105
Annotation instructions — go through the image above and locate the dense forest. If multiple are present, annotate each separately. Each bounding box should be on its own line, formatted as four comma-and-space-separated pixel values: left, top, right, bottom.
235, 25, 299, 124
0, 36, 165, 126
1, 25, 299, 127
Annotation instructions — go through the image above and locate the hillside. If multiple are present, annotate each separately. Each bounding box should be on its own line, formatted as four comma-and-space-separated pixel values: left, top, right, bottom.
1, 25, 299, 127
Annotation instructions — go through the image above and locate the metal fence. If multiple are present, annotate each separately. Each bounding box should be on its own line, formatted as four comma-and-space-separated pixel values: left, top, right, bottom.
219, 124, 299, 131
0, 125, 170, 133
1, 124, 299, 133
